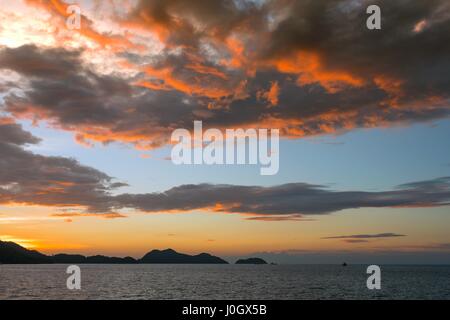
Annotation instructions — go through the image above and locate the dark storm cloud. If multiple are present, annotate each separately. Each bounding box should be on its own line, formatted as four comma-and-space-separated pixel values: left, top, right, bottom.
0, 45, 80, 78
1, 45, 130, 127
322, 233, 406, 240
200, 0, 450, 133
262, 0, 450, 103
128, 0, 266, 46
2, 1, 450, 149
0, 120, 123, 212
4, 1, 450, 149
112, 178, 450, 215
0, 120, 41, 145
0, 45, 199, 148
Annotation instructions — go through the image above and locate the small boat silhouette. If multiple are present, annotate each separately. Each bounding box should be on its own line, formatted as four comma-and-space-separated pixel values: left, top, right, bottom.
342, 262, 347, 267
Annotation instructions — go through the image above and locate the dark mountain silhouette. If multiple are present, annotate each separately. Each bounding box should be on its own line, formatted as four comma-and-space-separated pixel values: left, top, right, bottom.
235, 257, 267, 264
51, 253, 137, 264
87, 255, 137, 264
51, 254, 87, 264
0, 241, 51, 264
140, 249, 228, 264
0, 241, 227, 264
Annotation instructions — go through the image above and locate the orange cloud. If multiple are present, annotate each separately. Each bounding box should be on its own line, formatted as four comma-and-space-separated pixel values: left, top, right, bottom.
270, 50, 364, 93
257, 81, 280, 107
51, 212, 127, 219
2, 0, 449, 152
70, 125, 170, 150
141, 65, 232, 98
185, 63, 228, 80
373, 75, 405, 107
119, 7, 173, 44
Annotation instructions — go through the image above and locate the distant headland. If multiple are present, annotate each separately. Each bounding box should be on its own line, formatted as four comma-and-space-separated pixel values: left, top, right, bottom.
0, 240, 235, 264
235, 257, 268, 264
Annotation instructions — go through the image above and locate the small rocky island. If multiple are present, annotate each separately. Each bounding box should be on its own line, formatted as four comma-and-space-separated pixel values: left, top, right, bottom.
235, 257, 268, 264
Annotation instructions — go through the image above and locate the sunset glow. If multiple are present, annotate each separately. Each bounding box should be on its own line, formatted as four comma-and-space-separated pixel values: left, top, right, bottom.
1, 0, 450, 264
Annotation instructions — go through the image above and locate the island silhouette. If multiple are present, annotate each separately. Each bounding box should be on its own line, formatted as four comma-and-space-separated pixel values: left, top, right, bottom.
0, 240, 238, 264
235, 257, 268, 264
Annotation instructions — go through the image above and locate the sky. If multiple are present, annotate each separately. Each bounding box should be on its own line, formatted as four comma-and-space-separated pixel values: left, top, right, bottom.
0, 0, 450, 263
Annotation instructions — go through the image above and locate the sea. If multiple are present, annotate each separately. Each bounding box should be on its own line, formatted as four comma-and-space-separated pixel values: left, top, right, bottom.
0, 264, 449, 300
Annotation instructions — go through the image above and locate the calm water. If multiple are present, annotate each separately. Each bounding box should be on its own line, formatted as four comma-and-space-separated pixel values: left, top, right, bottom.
0, 264, 449, 300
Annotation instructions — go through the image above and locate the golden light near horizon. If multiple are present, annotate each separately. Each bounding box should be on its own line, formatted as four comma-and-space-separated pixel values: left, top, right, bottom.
0, 235, 37, 249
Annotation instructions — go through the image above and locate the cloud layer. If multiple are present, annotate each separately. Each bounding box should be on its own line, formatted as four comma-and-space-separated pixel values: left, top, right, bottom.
1, 1, 450, 221
322, 233, 406, 239
0, 119, 124, 212
322, 233, 406, 242
0, 119, 449, 218
0, 0, 449, 150
112, 180, 450, 216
